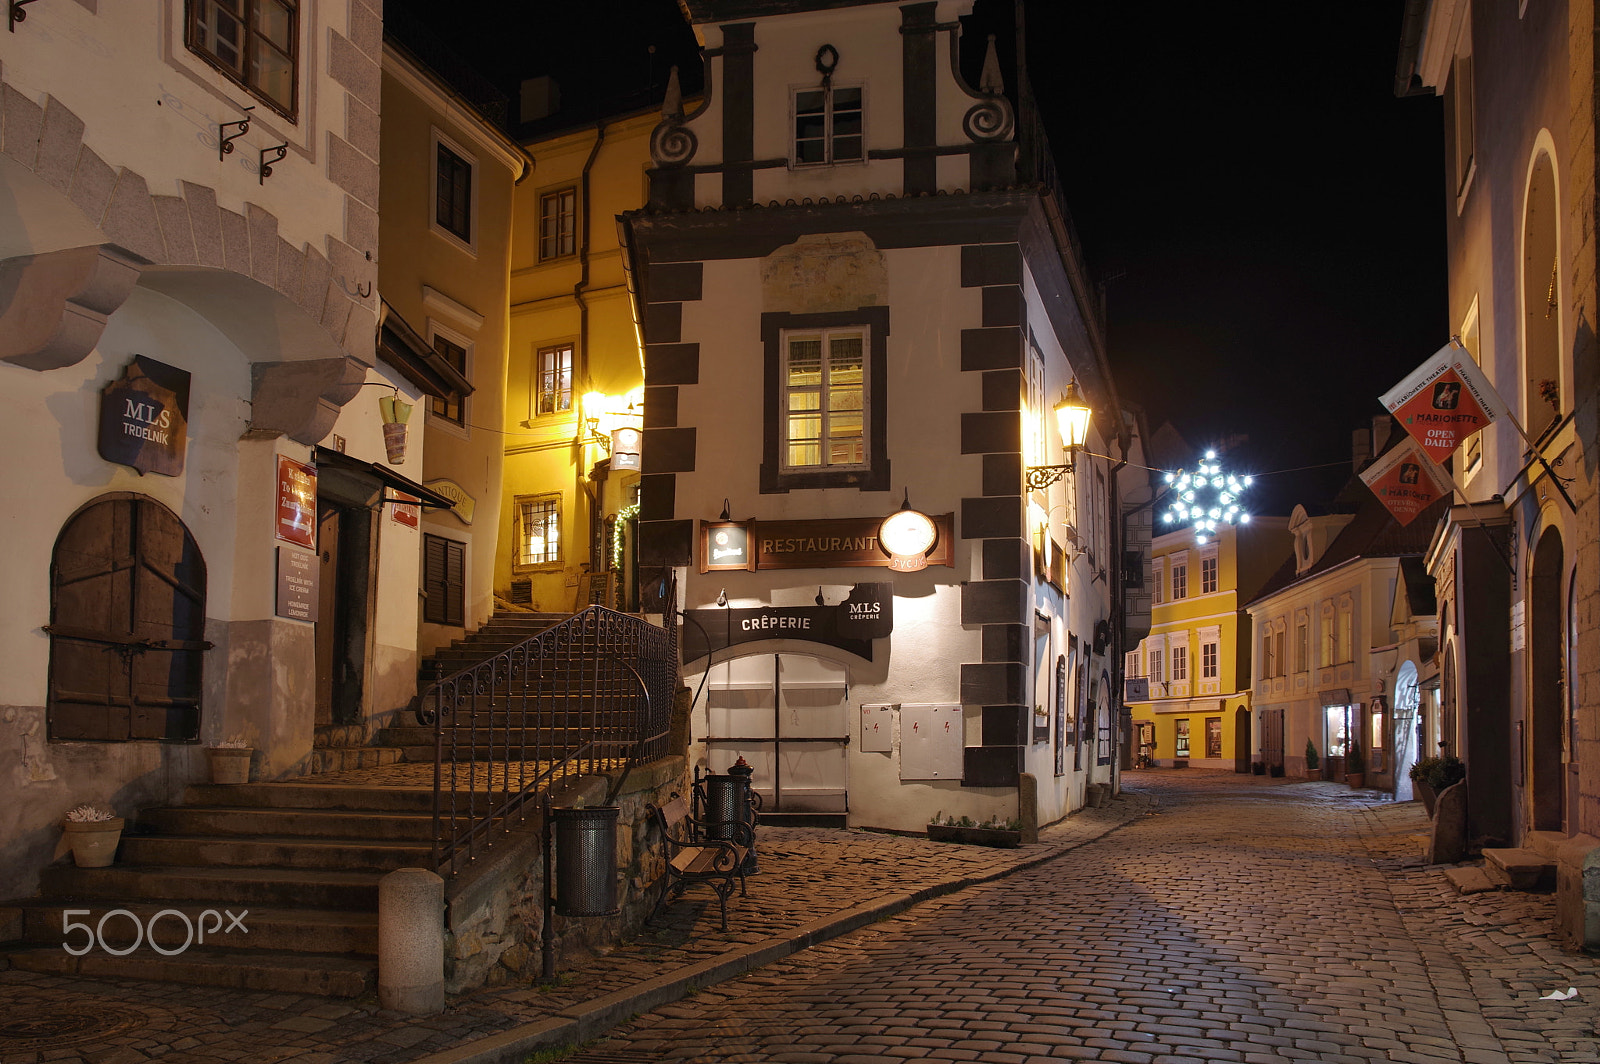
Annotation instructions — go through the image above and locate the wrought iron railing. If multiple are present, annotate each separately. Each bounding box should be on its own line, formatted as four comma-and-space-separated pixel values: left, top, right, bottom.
416, 606, 677, 875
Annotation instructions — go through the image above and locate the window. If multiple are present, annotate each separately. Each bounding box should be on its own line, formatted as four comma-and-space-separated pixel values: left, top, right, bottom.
539, 186, 577, 261
1125, 650, 1140, 678
187, 0, 298, 119
1148, 639, 1163, 685
792, 84, 863, 166
1320, 605, 1336, 667
1452, 50, 1475, 198
1175, 719, 1191, 758
1205, 717, 1222, 759
760, 308, 888, 493
429, 333, 467, 425
423, 534, 465, 627
1170, 645, 1187, 683
1337, 601, 1353, 664
435, 142, 473, 243
515, 495, 561, 568
1273, 628, 1286, 678
1201, 639, 1218, 680
1460, 298, 1483, 476
1262, 631, 1275, 679
1295, 618, 1309, 673
1171, 562, 1188, 600
1151, 559, 1165, 605
1200, 555, 1218, 594
536, 344, 574, 417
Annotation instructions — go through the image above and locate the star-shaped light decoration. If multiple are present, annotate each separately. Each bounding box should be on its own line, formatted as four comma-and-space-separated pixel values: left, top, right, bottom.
1161, 450, 1252, 544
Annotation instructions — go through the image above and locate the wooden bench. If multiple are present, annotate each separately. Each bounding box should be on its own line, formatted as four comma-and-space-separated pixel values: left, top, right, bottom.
646, 794, 751, 931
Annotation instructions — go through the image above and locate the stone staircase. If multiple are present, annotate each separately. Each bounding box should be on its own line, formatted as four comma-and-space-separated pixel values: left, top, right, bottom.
0, 781, 434, 996
418, 611, 572, 685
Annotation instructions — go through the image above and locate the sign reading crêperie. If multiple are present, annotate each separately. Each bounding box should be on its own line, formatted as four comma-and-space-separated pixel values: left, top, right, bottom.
276, 456, 317, 549
98, 356, 191, 477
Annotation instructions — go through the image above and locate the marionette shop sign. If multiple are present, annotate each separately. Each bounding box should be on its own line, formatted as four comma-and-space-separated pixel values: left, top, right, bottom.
98, 356, 191, 477
681, 583, 893, 660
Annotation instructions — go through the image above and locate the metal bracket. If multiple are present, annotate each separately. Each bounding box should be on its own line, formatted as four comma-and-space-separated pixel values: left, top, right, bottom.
219, 106, 253, 162
1024, 463, 1074, 491
9, 0, 40, 33
258, 143, 288, 184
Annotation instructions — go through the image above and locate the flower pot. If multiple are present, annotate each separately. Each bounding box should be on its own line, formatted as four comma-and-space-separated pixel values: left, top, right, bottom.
927, 824, 1022, 848
1346, 773, 1365, 789
208, 747, 253, 784
63, 818, 124, 868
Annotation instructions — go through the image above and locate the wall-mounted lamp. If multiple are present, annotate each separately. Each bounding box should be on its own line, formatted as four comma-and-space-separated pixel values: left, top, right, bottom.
1025, 378, 1093, 490
715, 588, 728, 607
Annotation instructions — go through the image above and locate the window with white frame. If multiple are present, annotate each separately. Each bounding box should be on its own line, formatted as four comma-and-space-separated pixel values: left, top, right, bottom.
1147, 636, 1164, 685
1125, 649, 1141, 678
538, 186, 577, 261
1294, 613, 1309, 673
1320, 602, 1336, 667
1337, 597, 1354, 664
1262, 629, 1276, 679
186, 0, 298, 119
1459, 297, 1483, 477
1200, 552, 1218, 594
1170, 643, 1188, 683
781, 326, 866, 471
1151, 558, 1166, 605
427, 329, 470, 426
430, 131, 477, 251
515, 494, 561, 568
1171, 559, 1188, 600
1201, 639, 1218, 680
792, 83, 863, 166
1452, 36, 1475, 199
1026, 343, 1047, 471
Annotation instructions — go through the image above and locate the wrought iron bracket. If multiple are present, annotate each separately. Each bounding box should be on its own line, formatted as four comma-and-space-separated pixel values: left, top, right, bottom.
219, 106, 253, 162
9, 0, 40, 33
258, 143, 288, 184
1024, 463, 1074, 491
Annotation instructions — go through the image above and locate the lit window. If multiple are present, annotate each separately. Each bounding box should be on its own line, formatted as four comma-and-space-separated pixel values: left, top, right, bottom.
536, 344, 573, 417
539, 187, 577, 261
1201, 556, 1218, 594
1171, 562, 1188, 600
187, 0, 297, 119
435, 143, 473, 243
1174, 719, 1190, 758
429, 334, 467, 425
1338, 602, 1353, 664
792, 85, 863, 166
782, 327, 866, 471
516, 496, 561, 567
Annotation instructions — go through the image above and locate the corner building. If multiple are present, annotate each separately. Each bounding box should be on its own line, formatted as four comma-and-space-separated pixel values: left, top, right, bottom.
623, 0, 1135, 833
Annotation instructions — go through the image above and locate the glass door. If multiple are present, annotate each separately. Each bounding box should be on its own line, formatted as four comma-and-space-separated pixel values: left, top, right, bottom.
703, 653, 849, 813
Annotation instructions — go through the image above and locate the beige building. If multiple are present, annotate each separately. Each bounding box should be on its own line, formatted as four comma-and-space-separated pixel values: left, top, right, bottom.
498, 107, 659, 612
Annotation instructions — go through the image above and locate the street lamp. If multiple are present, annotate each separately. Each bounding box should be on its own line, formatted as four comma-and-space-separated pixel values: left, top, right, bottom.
1025, 379, 1093, 490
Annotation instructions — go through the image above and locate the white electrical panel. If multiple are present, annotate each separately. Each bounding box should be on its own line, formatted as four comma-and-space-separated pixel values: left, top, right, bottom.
899, 703, 963, 780
860, 704, 893, 752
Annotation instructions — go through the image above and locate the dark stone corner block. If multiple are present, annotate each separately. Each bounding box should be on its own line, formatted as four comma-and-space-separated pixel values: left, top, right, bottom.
961, 579, 1027, 626
963, 745, 1022, 787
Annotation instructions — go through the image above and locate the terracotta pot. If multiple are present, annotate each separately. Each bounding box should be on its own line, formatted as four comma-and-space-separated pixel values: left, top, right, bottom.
1346, 773, 1366, 789
208, 747, 253, 784
63, 817, 124, 868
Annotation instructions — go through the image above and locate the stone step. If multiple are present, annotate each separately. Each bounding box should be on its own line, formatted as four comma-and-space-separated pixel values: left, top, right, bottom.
39, 864, 384, 909
5, 944, 374, 997
1442, 865, 1502, 895
119, 834, 432, 873
9, 901, 379, 955
1524, 830, 1567, 860
306, 746, 405, 774
142, 805, 435, 841
181, 782, 435, 812
1482, 846, 1556, 891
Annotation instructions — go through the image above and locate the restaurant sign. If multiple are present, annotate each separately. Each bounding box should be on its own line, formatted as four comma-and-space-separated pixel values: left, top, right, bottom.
698, 514, 954, 572
276, 455, 318, 549
681, 582, 893, 660
97, 356, 190, 477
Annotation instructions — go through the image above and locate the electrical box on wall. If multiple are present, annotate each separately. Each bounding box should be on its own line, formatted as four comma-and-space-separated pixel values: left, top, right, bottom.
860, 704, 893, 752
899, 704, 963, 780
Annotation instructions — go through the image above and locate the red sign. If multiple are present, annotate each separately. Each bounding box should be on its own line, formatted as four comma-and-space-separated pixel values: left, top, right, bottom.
1381, 341, 1507, 464
1358, 437, 1451, 526
391, 492, 420, 529
276, 456, 317, 548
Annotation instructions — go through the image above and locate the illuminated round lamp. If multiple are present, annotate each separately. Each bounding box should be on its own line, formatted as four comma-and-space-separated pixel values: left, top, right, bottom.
879, 507, 938, 573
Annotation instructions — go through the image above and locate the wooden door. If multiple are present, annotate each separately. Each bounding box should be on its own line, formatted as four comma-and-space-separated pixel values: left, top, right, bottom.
49, 495, 206, 741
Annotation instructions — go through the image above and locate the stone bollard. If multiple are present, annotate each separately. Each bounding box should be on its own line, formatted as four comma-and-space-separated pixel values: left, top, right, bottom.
379, 867, 445, 1015
1018, 773, 1039, 843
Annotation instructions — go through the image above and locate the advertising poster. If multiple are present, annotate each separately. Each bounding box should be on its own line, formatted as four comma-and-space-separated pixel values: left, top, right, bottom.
276, 455, 317, 548
1380, 341, 1508, 463
1358, 437, 1452, 526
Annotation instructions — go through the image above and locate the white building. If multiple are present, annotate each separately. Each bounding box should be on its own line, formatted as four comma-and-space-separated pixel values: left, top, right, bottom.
621, 0, 1139, 833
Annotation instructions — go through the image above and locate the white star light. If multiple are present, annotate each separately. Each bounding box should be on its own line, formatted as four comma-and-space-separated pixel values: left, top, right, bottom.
1160, 450, 1253, 544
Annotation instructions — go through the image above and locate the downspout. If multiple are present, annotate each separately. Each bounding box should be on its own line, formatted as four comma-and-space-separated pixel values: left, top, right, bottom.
575, 123, 607, 577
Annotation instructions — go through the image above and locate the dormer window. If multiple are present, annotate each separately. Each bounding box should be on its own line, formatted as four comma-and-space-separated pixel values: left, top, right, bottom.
792, 85, 863, 166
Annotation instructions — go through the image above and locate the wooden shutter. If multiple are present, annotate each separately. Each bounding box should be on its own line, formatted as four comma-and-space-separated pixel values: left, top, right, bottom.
424, 534, 465, 627
49, 495, 206, 742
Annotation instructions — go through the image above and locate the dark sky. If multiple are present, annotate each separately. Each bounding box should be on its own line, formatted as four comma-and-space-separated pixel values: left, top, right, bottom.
392, 1, 1446, 515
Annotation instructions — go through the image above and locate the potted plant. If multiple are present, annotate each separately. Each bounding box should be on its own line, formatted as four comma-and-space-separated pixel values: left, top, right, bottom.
1304, 739, 1321, 780
207, 736, 253, 784
927, 812, 1023, 848
1345, 738, 1365, 789
1409, 754, 1465, 817
62, 804, 124, 867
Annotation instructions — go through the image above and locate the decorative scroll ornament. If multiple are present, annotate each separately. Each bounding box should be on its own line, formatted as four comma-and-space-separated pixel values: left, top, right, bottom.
963, 34, 1014, 142
649, 65, 698, 168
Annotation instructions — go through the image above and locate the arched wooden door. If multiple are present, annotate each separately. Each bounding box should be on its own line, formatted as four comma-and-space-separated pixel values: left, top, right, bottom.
48, 494, 207, 741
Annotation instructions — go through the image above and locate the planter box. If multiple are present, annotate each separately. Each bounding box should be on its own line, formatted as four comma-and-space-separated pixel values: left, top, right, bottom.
63, 818, 124, 867
208, 747, 253, 784
927, 824, 1021, 848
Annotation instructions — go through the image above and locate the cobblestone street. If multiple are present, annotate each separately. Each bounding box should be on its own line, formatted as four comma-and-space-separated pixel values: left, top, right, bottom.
557, 772, 1600, 1064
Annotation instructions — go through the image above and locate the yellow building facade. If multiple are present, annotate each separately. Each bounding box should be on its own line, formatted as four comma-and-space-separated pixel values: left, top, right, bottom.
498, 108, 660, 611
1128, 520, 1291, 769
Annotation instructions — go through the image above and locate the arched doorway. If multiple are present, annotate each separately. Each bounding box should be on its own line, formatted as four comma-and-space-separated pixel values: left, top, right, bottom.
1393, 661, 1420, 802
1529, 527, 1565, 831
48, 494, 206, 742
1522, 151, 1563, 438
1234, 705, 1250, 773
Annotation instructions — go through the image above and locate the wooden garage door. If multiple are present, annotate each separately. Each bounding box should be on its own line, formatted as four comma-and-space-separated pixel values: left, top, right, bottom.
48, 495, 207, 742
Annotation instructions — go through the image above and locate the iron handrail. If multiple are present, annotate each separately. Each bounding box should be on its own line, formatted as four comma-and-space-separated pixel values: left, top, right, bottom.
418, 605, 676, 875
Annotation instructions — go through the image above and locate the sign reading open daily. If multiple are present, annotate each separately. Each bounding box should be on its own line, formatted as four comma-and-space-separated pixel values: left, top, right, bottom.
1381, 341, 1508, 464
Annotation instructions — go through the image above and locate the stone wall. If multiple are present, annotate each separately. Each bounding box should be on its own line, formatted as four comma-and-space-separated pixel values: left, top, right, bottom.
441, 756, 688, 993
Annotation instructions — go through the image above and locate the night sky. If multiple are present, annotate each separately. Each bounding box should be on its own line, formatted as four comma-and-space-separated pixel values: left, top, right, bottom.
391, 1, 1447, 516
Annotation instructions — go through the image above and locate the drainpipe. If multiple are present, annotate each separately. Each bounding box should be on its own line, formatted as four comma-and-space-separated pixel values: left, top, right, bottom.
575, 123, 607, 576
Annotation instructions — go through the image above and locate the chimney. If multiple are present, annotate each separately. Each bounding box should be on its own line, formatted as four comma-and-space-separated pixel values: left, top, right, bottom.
1371, 414, 1393, 457
520, 76, 561, 123
1352, 426, 1371, 471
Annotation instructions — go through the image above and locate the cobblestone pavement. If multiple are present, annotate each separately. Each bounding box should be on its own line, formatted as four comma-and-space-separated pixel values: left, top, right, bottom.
0, 777, 1148, 1064
547, 771, 1600, 1064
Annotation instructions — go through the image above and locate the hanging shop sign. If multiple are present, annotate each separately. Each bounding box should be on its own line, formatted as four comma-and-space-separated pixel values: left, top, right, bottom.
97, 356, 191, 477
697, 514, 954, 572
390, 492, 420, 529
878, 508, 939, 572
1358, 436, 1451, 526
681, 582, 893, 661
276, 455, 318, 549
610, 427, 642, 471
1380, 340, 1509, 464
275, 546, 319, 622
423, 478, 475, 524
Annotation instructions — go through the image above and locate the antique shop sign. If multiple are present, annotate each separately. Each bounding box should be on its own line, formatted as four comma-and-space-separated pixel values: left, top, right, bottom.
681, 583, 893, 661
424, 478, 475, 524
275, 546, 319, 622
276, 455, 317, 549
98, 356, 191, 477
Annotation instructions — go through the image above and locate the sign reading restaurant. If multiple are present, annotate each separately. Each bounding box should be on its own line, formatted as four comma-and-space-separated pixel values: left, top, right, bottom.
699, 515, 954, 572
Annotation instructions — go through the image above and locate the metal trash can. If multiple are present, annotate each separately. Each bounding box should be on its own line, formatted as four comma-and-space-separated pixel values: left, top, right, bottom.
553, 805, 619, 917
702, 758, 759, 873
